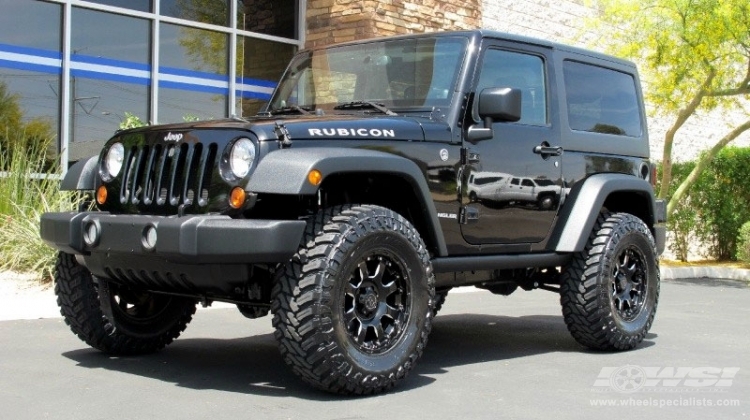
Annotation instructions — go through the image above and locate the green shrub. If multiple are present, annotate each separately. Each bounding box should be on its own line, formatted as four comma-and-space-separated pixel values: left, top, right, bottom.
0, 132, 81, 282
736, 221, 750, 263
691, 147, 750, 260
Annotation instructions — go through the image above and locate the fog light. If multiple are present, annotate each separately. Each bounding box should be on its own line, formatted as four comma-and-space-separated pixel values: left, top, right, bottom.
96, 185, 108, 205
229, 186, 246, 209
142, 225, 157, 251
82, 221, 99, 247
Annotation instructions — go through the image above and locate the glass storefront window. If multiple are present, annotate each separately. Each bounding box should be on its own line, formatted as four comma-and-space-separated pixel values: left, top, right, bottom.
0, 0, 62, 51
70, 7, 151, 156
159, 23, 228, 122
237, 0, 297, 39
236, 36, 294, 116
72, 8, 151, 64
161, 0, 229, 26
84, 0, 152, 13
0, 0, 62, 156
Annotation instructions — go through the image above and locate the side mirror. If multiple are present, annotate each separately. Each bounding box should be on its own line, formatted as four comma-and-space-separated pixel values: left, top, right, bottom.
466, 87, 522, 143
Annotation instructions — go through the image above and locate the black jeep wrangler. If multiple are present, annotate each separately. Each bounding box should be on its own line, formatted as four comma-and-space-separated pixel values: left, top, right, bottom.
41, 30, 666, 395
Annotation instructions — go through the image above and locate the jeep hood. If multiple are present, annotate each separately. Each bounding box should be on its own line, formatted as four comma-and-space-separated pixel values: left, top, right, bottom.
244, 115, 453, 143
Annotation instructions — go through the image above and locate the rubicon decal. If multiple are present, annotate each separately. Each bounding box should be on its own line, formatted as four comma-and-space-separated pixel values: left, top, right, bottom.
308, 128, 396, 138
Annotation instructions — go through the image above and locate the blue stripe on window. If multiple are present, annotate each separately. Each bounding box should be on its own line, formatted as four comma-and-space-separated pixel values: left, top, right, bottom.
159, 66, 229, 82
159, 80, 228, 95
0, 43, 274, 98
72, 54, 151, 72
237, 77, 277, 89
0, 59, 62, 75
236, 90, 272, 100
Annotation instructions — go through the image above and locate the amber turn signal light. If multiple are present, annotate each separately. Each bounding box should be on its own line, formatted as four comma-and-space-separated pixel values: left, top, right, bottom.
229, 186, 246, 209
307, 169, 323, 186
96, 185, 107, 205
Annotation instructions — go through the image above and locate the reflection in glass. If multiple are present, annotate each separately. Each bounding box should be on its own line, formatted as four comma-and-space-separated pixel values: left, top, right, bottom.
237, 0, 297, 39
69, 78, 149, 148
236, 36, 295, 116
160, 23, 227, 74
159, 88, 226, 124
161, 0, 229, 26
159, 23, 228, 123
0, 68, 60, 156
70, 7, 151, 158
85, 0, 152, 13
0, 0, 61, 51
72, 8, 150, 64
0, 1, 62, 155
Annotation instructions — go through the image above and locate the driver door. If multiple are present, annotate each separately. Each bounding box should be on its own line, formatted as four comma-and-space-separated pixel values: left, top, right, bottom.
460, 43, 562, 246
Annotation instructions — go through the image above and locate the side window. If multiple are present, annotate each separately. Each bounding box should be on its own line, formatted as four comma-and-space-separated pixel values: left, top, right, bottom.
476, 49, 547, 126
563, 60, 642, 137
511, 178, 520, 185
521, 179, 535, 187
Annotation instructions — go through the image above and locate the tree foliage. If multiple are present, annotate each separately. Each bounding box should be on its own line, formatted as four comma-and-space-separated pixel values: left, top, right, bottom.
593, 0, 750, 215
655, 161, 696, 261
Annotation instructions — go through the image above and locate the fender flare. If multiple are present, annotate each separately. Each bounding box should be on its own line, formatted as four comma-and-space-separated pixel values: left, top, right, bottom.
61, 156, 98, 191
247, 147, 448, 256
549, 173, 659, 253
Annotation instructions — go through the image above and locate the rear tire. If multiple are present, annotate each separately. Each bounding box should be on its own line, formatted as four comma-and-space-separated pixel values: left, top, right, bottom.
54, 252, 196, 355
560, 213, 659, 350
272, 205, 435, 394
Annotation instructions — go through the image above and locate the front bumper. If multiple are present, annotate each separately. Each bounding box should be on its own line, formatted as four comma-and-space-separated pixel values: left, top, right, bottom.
40, 212, 306, 295
41, 212, 306, 264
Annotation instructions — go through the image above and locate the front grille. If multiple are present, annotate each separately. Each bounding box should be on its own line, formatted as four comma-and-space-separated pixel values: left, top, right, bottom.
119, 142, 217, 210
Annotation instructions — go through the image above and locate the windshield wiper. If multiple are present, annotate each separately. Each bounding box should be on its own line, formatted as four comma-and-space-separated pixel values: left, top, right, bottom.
269, 105, 311, 115
333, 101, 397, 116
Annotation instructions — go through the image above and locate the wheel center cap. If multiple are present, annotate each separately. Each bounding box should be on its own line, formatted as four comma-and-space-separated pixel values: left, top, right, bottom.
359, 292, 379, 312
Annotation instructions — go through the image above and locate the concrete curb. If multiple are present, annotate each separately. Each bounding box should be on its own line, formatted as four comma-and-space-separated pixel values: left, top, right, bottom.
661, 266, 750, 282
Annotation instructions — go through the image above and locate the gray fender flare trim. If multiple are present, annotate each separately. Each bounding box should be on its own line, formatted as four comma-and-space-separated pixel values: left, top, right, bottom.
247, 147, 448, 256
550, 173, 658, 253
61, 156, 98, 191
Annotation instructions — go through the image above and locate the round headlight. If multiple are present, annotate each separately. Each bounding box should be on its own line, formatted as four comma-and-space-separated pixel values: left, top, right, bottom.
104, 142, 125, 179
229, 138, 256, 178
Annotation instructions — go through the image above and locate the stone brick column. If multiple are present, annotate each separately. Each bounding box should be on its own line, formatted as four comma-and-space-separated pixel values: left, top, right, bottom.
305, 0, 481, 49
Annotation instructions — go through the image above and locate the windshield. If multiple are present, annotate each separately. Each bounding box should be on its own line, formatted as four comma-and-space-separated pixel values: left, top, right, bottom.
268, 36, 468, 113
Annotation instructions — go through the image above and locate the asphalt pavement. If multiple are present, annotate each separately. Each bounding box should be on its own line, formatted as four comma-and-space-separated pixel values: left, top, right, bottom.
0, 278, 747, 420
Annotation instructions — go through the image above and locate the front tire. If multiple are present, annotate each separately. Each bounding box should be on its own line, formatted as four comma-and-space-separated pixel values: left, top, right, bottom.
560, 212, 659, 351
54, 252, 196, 355
272, 205, 435, 394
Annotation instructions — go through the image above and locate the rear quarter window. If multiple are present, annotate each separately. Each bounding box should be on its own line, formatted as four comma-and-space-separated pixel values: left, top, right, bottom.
563, 60, 642, 137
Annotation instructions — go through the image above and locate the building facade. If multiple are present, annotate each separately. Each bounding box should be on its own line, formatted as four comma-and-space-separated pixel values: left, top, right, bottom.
0, 0, 303, 163
1, 0, 747, 168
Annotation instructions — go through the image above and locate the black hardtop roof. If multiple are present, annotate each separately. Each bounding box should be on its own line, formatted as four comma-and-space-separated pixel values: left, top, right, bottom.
306, 29, 636, 70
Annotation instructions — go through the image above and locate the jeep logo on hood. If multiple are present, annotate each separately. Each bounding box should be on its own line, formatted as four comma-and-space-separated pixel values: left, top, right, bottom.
308, 128, 396, 138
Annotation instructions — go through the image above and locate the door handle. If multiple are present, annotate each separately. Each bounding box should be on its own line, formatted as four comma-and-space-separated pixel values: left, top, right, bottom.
533, 143, 563, 158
